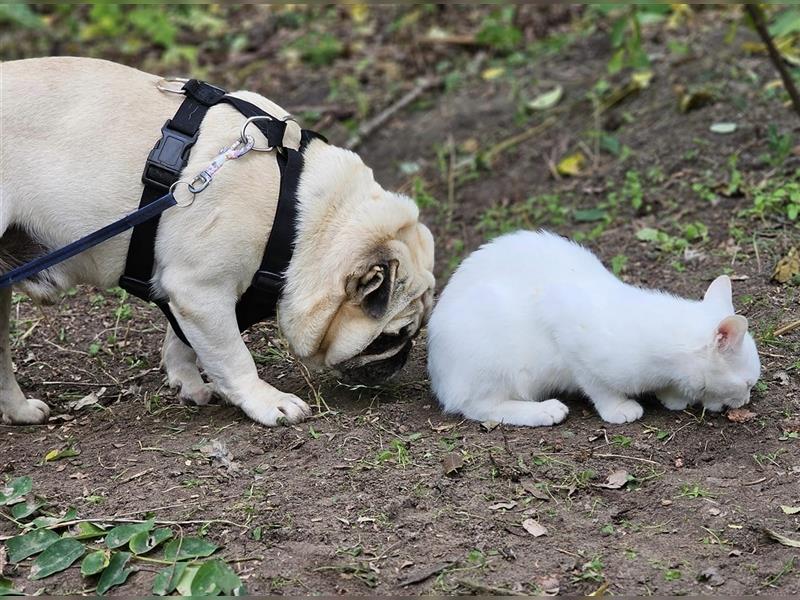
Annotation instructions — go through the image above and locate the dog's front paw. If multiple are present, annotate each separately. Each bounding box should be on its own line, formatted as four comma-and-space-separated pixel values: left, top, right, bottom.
597, 399, 644, 424
176, 382, 217, 406
2, 398, 50, 425
240, 390, 312, 426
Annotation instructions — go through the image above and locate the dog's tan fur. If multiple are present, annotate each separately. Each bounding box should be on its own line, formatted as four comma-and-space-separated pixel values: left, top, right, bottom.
0, 57, 434, 426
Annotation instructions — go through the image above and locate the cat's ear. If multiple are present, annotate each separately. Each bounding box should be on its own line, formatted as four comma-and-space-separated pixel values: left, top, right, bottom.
715, 315, 748, 353
703, 275, 734, 312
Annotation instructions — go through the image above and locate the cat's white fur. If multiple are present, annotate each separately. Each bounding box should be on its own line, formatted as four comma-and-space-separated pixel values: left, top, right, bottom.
427, 230, 761, 426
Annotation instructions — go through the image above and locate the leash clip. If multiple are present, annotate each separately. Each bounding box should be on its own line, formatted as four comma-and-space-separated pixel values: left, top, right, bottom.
185, 136, 256, 195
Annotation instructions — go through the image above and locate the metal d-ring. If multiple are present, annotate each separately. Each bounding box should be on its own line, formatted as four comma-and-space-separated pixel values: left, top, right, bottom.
239, 115, 275, 152
169, 181, 197, 208
156, 77, 189, 94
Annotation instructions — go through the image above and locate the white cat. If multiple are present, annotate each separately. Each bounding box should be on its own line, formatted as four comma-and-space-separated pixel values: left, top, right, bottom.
427, 230, 761, 426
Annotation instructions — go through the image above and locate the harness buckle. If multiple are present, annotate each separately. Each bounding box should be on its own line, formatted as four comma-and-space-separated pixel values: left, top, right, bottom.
141, 120, 199, 190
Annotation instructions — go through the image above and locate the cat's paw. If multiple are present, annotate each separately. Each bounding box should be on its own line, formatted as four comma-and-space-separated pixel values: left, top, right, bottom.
597, 399, 644, 424
536, 399, 570, 426
657, 394, 690, 411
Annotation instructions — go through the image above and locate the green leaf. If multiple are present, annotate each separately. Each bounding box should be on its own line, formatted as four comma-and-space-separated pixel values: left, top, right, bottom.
153, 563, 189, 596
96, 552, 132, 595
129, 528, 172, 555
6, 529, 60, 563
81, 550, 110, 577
69, 522, 108, 540
105, 519, 154, 549
710, 122, 737, 134
0, 5, 43, 29
43, 446, 80, 463
636, 227, 661, 242
0, 477, 32, 506
29, 538, 85, 580
10, 499, 44, 520
29, 507, 78, 530
0, 577, 24, 596
190, 560, 245, 596
176, 565, 200, 596
163, 537, 218, 561
573, 208, 607, 222
527, 85, 563, 111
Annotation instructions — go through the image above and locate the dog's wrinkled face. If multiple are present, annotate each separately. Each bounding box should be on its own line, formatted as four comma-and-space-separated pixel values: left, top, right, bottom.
307, 220, 435, 383
278, 143, 435, 385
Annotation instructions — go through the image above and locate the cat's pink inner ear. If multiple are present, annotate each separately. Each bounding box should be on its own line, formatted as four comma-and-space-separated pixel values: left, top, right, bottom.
715, 315, 748, 352
704, 275, 733, 310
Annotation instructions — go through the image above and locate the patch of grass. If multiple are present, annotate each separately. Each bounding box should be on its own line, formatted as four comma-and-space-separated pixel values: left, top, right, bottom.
745, 173, 800, 221
677, 483, 715, 499
611, 254, 628, 277
762, 124, 794, 168
479, 193, 569, 239
476, 6, 522, 55
572, 555, 605, 583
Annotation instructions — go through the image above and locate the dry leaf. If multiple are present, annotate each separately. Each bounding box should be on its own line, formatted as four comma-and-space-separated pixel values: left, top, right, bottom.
481, 67, 505, 81
536, 575, 559, 595
197, 439, 240, 474
398, 561, 453, 586
556, 152, 586, 177
480, 420, 499, 432
595, 469, 629, 489
764, 528, 800, 548
521, 518, 548, 537
773, 371, 790, 386
699, 566, 725, 587
780, 505, 800, 515
488, 501, 517, 511
678, 87, 715, 113
528, 85, 563, 111
71, 387, 105, 411
772, 248, 799, 284
726, 408, 757, 423
0, 545, 6, 574
442, 453, 464, 476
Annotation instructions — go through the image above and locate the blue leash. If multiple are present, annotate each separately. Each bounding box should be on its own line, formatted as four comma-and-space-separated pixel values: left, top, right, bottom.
0, 193, 177, 288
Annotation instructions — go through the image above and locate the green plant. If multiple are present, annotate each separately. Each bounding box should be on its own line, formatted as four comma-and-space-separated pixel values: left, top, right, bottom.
747, 174, 800, 220
0, 476, 245, 596
762, 124, 794, 168
572, 555, 605, 583
292, 32, 343, 67
479, 194, 569, 239
476, 7, 522, 55
611, 254, 628, 277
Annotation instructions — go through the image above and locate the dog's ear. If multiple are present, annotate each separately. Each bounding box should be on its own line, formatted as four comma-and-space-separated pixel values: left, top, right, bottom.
346, 259, 399, 319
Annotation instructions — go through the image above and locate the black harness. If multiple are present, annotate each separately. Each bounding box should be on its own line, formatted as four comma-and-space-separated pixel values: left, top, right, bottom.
119, 80, 326, 346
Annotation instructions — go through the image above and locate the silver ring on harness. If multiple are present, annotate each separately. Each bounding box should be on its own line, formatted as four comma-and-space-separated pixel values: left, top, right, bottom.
169, 181, 197, 208
239, 116, 276, 152
156, 77, 190, 94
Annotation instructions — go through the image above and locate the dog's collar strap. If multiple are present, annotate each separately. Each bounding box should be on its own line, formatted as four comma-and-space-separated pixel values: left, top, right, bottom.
120, 79, 326, 346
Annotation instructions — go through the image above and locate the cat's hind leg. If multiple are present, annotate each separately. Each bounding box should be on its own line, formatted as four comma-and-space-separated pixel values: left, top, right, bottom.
460, 396, 569, 427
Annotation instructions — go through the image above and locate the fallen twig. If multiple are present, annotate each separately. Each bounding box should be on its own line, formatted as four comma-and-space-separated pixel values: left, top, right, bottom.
345, 76, 442, 150
774, 319, 800, 337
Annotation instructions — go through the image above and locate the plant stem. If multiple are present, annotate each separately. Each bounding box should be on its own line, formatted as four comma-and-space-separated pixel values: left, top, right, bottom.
744, 3, 800, 118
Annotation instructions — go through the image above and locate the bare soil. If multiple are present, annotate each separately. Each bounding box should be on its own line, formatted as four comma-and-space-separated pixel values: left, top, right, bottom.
2, 6, 799, 596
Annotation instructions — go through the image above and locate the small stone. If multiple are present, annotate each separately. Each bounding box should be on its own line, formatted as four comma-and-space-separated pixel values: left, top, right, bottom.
661, 499, 673, 506
698, 566, 725, 587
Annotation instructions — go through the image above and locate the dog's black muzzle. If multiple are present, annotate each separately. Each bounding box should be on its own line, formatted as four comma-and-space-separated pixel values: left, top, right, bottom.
339, 329, 417, 386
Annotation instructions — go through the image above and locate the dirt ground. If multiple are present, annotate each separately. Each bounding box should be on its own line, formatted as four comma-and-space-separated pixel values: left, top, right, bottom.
2, 6, 799, 596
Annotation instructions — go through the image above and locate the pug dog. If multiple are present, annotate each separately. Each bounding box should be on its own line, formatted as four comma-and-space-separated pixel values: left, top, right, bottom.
0, 57, 435, 426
